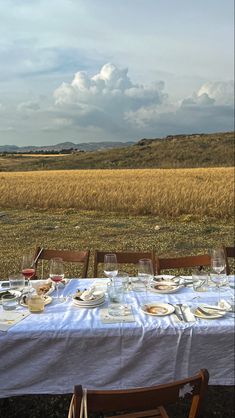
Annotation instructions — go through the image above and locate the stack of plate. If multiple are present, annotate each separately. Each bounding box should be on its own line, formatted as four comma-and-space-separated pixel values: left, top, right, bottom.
73, 292, 105, 308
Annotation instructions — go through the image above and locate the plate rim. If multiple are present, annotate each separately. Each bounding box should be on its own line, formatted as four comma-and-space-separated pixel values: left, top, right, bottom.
0, 289, 21, 303
20, 295, 52, 307
72, 297, 105, 306
31, 280, 55, 295
72, 299, 105, 308
141, 302, 175, 316
72, 292, 105, 303
193, 305, 226, 319
149, 282, 182, 294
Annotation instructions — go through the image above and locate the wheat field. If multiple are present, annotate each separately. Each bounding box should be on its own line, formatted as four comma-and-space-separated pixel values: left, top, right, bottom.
0, 167, 234, 217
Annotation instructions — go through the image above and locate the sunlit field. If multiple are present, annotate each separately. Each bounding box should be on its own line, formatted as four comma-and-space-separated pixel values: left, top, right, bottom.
0, 167, 234, 218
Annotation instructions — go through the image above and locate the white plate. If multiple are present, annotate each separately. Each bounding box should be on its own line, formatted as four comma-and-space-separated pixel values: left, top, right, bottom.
0, 281, 10, 289
73, 295, 105, 305
31, 280, 55, 296
150, 282, 183, 294
20, 295, 52, 307
141, 302, 175, 316
73, 290, 105, 303
73, 298, 105, 308
193, 305, 226, 319
0, 290, 21, 303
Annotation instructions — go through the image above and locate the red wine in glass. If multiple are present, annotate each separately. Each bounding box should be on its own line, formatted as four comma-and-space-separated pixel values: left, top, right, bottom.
22, 268, 35, 280
22, 254, 35, 290
50, 275, 63, 283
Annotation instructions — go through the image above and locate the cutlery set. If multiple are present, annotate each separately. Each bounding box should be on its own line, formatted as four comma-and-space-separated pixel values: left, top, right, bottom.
171, 302, 231, 322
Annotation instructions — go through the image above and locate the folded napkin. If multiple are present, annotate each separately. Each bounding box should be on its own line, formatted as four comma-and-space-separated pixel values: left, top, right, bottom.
218, 299, 233, 312
173, 304, 196, 323
0, 310, 30, 332
80, 287, 96, 301
100, 306, 135, 323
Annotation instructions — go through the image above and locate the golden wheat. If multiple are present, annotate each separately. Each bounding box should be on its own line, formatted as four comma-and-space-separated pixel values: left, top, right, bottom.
0, 168, 233, 218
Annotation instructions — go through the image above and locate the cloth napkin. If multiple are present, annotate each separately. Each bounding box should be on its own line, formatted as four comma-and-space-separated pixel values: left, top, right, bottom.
100, 306, 135, 323
219, 299, 233, 312
173, 304, 196, 323
0, 310, 30, 331
80, 287, 96, 301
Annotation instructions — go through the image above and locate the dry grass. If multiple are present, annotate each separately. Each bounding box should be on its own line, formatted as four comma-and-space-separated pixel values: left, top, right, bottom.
18, 154, 70, 158
0, 167, 234, 218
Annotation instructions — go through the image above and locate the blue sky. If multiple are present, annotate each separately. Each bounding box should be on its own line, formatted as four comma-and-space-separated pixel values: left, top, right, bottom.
0, 0, 234, 146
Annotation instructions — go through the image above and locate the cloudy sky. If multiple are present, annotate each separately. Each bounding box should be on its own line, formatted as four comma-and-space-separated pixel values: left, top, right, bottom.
0, 0, 234, 146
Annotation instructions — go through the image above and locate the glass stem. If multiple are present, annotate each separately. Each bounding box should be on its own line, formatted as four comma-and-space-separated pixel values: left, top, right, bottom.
218, 281, 221, 305
56, 284, 59, 299
27, 279, 31, 294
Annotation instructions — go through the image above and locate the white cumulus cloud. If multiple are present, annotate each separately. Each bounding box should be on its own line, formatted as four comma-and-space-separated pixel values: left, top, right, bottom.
51, 63, 234, 139
53, 63, 167, 132
197, 81, 234, 106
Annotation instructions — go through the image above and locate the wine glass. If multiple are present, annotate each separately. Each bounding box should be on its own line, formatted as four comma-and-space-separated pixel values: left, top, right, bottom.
21, 254, 36, 290
211, 248, 226, 303
137, 258, 154, 300
103, 254, 118, 282
49, 258, 64, 300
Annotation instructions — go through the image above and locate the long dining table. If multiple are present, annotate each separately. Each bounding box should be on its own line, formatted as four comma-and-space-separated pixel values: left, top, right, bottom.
0, 277, 234, 398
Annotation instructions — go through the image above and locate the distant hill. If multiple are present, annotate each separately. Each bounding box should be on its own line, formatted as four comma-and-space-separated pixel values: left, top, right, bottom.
0, 140, 135, 153
0, 131, 234, 171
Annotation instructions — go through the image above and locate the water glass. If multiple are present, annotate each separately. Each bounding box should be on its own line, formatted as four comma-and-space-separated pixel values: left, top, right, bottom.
2, 294, 18, 311
9, 274, 25, 290
132, 259, 153, 292
104, 254, 118, 281
192, 270, 208, 292
107, 282, 125, 316
116, 272, 129, 291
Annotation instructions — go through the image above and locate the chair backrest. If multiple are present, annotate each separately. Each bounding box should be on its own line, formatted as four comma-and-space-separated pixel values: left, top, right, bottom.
72, 369, 209, 418
156, 254, 211, 275
34, 247, 90, 278
93, 250, 156, 277
223, 246, 235, 275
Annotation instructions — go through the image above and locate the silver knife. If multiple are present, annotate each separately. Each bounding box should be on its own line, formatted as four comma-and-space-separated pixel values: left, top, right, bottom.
176, 303, 188, 322
202, 305, 229, 312
174, 310, 183, 321
169, 304, 183, 321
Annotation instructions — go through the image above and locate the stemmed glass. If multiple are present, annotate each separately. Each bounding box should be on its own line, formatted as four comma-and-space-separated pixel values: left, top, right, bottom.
104, 254, 118, 282
211, 248, 226, 304
138, 258, 154, 300
21, 254, 36, 291
49, 258, 64, 301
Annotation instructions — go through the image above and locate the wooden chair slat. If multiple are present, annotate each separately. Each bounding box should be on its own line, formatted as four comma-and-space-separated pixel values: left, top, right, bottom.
223, 246, 235, 275
155, 254, 211, 275
93, 250, 156, 277
72, 369, 209, 418
34, 247, 90, 278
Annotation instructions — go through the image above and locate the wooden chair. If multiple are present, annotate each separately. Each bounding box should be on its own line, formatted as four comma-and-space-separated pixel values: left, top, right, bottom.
155, 254, 211, 275
223, 246, 235, 275
93, 250, 156, 277
34, 247, 90, 278
69, 369, 209, 418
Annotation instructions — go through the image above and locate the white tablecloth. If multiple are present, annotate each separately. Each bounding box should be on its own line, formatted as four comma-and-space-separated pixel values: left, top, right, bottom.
0, 278, 234, 398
